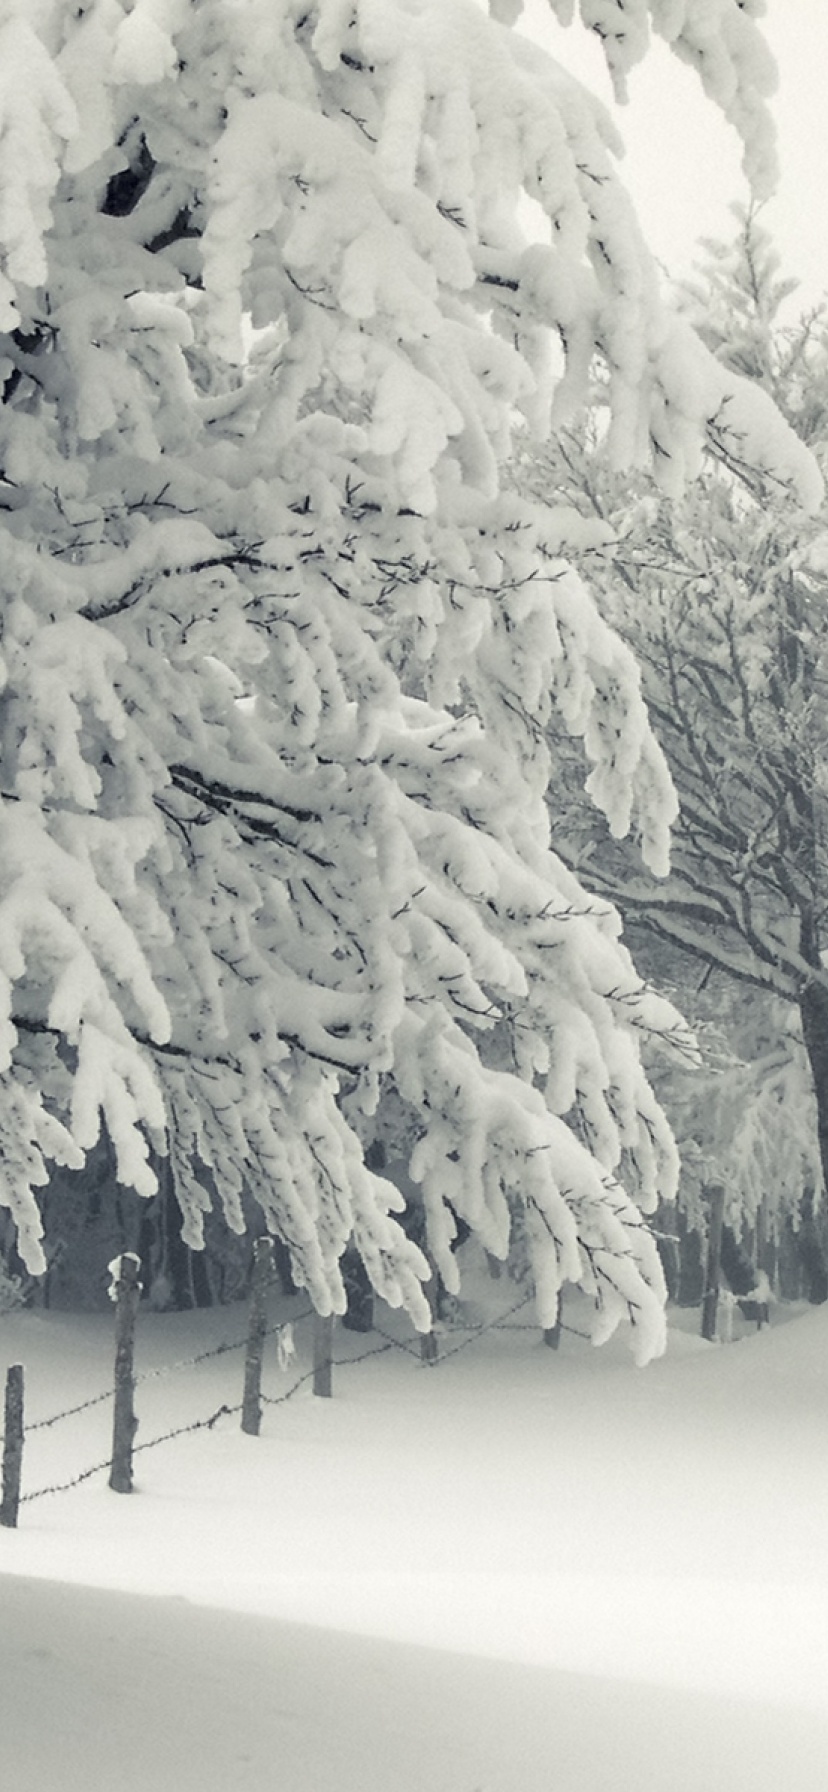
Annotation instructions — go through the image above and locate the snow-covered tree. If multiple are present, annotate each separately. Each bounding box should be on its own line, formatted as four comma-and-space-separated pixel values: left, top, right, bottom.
518, 204, 828, 1265
0, 0, 818, 1360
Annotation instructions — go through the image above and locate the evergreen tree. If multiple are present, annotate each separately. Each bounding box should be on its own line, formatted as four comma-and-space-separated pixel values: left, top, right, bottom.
0, 1, 816, 1357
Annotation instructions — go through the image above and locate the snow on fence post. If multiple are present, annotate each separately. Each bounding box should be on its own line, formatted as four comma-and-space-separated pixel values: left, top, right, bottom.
0, 1364, 24, 1528
241, 1236, 273, 1436
701, 1185, 726, 1343
108, 1253, 142, 1493
313, 1311, 334, 1397
544, 1287, 564, 1350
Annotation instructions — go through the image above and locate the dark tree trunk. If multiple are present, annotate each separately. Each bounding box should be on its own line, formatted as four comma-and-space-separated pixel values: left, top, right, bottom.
701, 1184, 725, 1342
272, 1236, 298, 1296
340, 1246, 374, 1333
720, 1226, 757, 1297
797, 1188, 828, 1305
756, 1195, 777, 1299
797, 979, 828, 1303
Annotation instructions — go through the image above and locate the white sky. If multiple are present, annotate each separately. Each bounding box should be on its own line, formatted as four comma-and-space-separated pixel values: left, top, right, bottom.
518, 0, 828, 312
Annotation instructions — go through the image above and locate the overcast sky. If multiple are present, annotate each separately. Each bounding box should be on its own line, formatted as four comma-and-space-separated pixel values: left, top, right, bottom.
519, 0, 828, 314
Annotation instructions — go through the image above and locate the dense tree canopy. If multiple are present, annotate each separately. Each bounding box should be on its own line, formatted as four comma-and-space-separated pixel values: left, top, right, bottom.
521, 205, 828, 1246
0, 0, 819, 1359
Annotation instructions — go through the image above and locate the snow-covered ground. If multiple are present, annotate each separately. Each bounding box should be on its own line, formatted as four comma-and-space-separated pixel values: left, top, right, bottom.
2, 1277, 828, 1791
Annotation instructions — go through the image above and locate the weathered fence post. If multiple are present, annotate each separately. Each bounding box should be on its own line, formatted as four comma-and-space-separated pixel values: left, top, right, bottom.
701, 1184, 726, 1343
420, 1257, 440, 1363
543, 1288, 564, 1351
242, 1237, 273, 1435
0, 1364, 24, 1528
313, 1311, 334, 1397
108, 1252, 141, 1493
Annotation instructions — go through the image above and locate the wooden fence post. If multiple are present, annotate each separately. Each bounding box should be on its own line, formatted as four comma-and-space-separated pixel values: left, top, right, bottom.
419, 1256, 440, 1363
313, 1311, 334, 1397
108, 1252, 141, 1493
701, 1184, 726, 1343
0, 1364, 24, 1528
242, 1237, 273, 1435
543, 1288, 564, 1351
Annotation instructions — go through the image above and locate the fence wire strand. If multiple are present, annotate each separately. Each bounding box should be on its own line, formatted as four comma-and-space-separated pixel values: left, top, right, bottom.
25, 1386, 114, 1433
8, 1288, 564, 1506
7, 1307, 314, 1443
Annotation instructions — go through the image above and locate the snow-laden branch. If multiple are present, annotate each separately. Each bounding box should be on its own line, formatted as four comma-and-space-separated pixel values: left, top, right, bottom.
0, 0, 801, 1356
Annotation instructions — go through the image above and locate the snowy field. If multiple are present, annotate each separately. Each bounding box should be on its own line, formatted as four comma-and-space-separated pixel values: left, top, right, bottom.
2, 1280, 828, 1791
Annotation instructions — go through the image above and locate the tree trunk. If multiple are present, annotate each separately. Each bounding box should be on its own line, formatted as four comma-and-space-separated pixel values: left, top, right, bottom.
701, 1184, 725, 1342
756, 1194, 777, 1299
798, 979, 828, 1302
340, 1245, 374, 1333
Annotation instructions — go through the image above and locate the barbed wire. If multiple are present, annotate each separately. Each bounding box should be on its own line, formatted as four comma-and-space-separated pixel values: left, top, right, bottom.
369, 1322, 422, 1360
11, 1291, 535, 1445
17, 1336, 398, 1503
25, 1386, 114, 1434
424, 1290, 535, 1362
365, 1289, 537, 1363
19, 1399, 250, 1501
493, 1317, 593, 1341
19, 1455, 115, 1503
261, 1336, 399, 1406
8, 1306, 315, 1443
131, 1307, 312, 1390
9, 1291, 571, 1507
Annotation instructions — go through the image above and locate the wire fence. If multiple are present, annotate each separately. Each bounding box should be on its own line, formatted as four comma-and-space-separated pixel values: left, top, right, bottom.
21, 1311, 314, 1438
1, 1275, 578, 1520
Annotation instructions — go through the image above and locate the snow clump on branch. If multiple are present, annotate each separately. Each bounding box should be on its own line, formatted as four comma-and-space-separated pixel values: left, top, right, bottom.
0, 0, 817, 1362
